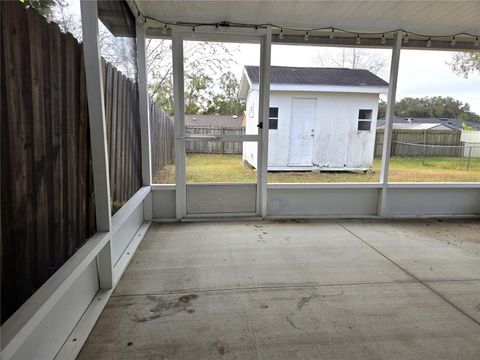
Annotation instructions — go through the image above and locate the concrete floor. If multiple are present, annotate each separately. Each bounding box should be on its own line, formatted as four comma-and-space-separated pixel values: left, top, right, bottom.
78, 219, 480, 359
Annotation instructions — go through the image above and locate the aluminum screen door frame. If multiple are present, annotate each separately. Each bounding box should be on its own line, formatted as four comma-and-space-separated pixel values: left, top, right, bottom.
172, 26, 271, 219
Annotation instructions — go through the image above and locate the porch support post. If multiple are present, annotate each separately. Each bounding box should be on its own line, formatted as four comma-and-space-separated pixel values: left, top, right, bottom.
136, 22, 152, 187
258, 28, 272, 218
136, 21, 153, 221
80, 0, 113, 288
172, 27, 186, 220
378, 31, 402, 216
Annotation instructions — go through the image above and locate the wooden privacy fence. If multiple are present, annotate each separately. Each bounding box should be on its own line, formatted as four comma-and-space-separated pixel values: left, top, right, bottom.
186, 126, 244, 154
374, 129, 462, 157
1, 1, 169, 323
1, 2, 96, 323
150, 99, 174, 177
103, 61, 142, 213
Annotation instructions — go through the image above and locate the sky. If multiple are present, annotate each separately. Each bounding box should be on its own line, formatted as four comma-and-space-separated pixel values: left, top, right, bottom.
232, 43, 480, 114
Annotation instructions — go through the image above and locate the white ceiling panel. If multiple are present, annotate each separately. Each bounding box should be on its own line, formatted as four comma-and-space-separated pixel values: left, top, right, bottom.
136, 1, 480, 37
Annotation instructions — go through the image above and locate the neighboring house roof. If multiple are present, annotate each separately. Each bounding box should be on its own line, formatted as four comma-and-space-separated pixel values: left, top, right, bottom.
386, 123, 453, 131
244, 65, 389, 87
184, 114, 243, 128
377, 117, 480, 130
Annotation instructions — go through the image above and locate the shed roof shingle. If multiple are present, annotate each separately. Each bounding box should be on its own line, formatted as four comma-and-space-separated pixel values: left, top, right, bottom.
245, 65, 389, 87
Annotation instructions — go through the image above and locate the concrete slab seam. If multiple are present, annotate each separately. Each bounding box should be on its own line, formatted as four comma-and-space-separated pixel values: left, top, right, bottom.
337, 221, 480, 328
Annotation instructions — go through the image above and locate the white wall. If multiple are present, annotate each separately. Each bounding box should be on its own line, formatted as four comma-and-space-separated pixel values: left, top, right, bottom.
186, 184, 257, 214
245, 90, 380, 170
461, 130, 480, 158
267, 186, 380, 216
152, 186, 480, 219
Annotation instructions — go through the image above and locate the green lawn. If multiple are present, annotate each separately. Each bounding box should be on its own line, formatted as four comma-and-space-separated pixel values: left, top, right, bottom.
154, 154, 480, 183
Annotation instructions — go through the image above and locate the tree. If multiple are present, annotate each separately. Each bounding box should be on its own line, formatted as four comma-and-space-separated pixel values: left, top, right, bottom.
47, 0, 81, 37
316, 48, 389, 78
28, 0, 243, 115
23, 0, 55, 17
147, 39, 239, 116
378, 99, 387, 119
378, 96, 480, 122
204, 72, 245, 116
450, 52, 480, 78
184, 65, 214, 114
461, 122, 474, 131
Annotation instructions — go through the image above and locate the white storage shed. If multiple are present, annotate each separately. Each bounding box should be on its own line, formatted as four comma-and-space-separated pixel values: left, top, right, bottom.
240, 66, 389, 171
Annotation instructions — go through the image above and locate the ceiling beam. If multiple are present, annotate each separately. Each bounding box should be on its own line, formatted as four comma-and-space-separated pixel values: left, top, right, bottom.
271, 34, 479, 52
145, 27, 479, 51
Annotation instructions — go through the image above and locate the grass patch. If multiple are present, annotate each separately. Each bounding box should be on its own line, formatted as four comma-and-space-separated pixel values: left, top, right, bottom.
153, 154, 480, 184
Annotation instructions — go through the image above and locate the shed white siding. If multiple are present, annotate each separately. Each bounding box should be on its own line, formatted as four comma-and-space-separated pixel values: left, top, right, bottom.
243, 89, 260, 168
244, 90, 380, 171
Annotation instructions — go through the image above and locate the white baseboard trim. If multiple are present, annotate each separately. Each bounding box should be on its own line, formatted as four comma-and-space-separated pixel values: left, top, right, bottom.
54, 289, 112, 360
55, 221, 151, 360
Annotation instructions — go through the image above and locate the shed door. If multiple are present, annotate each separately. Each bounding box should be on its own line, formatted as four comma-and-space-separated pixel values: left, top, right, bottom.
288, 98, 316, 166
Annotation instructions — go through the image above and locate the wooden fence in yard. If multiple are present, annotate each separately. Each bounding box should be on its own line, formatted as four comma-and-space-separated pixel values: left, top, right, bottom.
1, 2, 174, 323
103, 61, 142, 213
186, 126, 244, 154
150, 99, 175, 177
184, 128, 463, 157
1, 2, 96, 323
374, 129, 462, 157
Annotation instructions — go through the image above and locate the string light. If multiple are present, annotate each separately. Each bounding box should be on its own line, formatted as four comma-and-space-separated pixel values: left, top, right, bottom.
95, 2, 480, 48
329, 28, 334, 39
192, 26, 196, 38
131, 4, 480, 49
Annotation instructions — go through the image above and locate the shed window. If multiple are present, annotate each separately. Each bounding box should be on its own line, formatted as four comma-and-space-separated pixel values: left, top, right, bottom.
358, 109, 372, 131
269, 107, 279, 130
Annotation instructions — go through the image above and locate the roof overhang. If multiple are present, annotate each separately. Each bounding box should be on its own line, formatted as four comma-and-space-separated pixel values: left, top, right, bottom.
248, 83, 388, 95
134, 0, 480, 50
99, 0, 136, 37
238, 68, 253, 99
270, 84, 388, 95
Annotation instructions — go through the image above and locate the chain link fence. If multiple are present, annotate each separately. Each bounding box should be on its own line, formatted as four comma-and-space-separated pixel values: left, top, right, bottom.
392, 141, 480, 171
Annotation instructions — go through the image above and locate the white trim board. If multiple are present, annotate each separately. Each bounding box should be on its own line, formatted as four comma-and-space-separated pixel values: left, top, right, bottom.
54, 288, 112, 360
151, 185, 480, 220
113, 222, 151, 285
56, 222, 151, 360
250, 83, 388, 94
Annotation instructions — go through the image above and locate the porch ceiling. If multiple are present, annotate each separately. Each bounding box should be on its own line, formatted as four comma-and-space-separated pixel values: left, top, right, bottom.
136, 0, 480, 38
